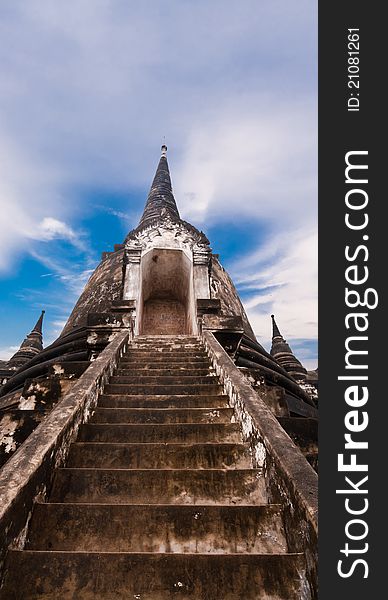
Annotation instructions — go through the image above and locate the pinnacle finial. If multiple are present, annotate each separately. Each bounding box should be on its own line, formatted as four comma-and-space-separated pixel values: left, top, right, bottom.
32, 310, 45, 335
161, 144, 167, 156
271, 314, 281, 339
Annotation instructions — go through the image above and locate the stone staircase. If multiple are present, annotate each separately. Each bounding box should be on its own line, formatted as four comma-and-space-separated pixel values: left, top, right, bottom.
0, 336, 309, 599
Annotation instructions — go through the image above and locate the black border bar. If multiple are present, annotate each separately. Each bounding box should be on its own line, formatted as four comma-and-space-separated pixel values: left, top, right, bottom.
319, 2, 384, 597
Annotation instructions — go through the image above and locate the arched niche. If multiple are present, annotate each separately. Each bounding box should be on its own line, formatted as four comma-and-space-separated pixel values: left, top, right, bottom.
138, 248, 196, 335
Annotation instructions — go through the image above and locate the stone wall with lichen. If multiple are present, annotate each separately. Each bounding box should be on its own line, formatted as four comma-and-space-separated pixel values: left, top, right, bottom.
210, 256, 256, 340
202, 331, 318, 598
0, 331, 129, 577
61, 250, 124, 337
0, 378, 64, 467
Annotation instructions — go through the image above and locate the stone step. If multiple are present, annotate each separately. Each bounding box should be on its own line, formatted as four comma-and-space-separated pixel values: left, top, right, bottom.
122, 357, 210, 365
0, 551, 307, 600
104, 383, 223, 395
132, 338, 200, 343
128, 342, 204, 348
120, 356, 210, 364
134, 335, 199, 339
49, 468, 266, 505
91, 407, 234, 424
110, 375, 218, 385
131, 339, 201, 344
124, 350, 208, 358
116, 368, 212, 376
27, 504, 287, 554
78, 423, 241, 443
98, 394, 230, 409
117, 360, 212, 369
129, 350, 205, 356
67, 442, 251, 469
131, 343, 203, 350
135, 338, 200, 342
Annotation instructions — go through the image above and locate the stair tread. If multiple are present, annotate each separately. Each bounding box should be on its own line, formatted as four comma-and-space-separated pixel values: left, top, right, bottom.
105, 384, 222, 388
94, 407, 231, 412
78, 422, 240, 443
81, 422, 239, 427
124, 350, 206, 353
4, 550, 304, 558
30, 501, 278, 507
98, 396, 229, 406
110, 377, 219, 384
99, 394, 228, 397
67, 441, 251, 469
0, 551, 307, 600
70, 442, 247, 446
116, 369, 212, 374
27, 503, 288, 554
49, 468, 266, 505
98, 398, 230, 408
120, 364, 210, 368
91, 407, 234, 424
104, 385, 224, 395
120, 358, 210, 363
55, 467, 259, 472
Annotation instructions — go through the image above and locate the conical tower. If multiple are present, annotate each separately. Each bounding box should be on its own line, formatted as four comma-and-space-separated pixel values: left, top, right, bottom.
7, 310, 45, 369
270, 314, 307, 380
137, 144, 180, 229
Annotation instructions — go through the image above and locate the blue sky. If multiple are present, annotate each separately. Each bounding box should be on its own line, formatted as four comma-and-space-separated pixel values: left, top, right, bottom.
0, 0, 317, 368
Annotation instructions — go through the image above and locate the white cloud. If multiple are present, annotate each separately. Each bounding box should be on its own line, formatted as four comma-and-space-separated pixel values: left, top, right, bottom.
38, 218, 76, 241
174, 98, 316, 227
0, 346, 19, 362
0, 0, 316, 238
0, 138, 70, 271
28, 249, 94, 296
170, 97, 317, 364
0, 1, 317, 358
36, 217, 89, 254
230, 227, 318, 362
44, 319, 69, 345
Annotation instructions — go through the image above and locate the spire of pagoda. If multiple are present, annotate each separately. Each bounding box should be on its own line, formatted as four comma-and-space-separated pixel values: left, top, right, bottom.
271, 313, 282, 338
31, 310, 45, 335
7, 310, 45, 369
137, 145, 180, 229
270, 314, 307, 380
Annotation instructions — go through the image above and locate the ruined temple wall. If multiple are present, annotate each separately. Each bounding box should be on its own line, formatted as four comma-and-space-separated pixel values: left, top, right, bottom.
210, 256, 256, 340
60, 250, 124, 337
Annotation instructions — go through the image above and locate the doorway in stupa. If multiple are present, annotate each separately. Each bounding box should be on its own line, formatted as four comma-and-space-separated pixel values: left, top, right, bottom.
138, 248, 196, 335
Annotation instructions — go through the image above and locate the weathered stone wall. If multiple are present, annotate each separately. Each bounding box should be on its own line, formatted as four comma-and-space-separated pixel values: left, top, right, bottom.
210, 256, 256, 340
142, 299, 186, 335
0, 331, 129, 577
61, 250, 124, 337
202, 331, 318, 599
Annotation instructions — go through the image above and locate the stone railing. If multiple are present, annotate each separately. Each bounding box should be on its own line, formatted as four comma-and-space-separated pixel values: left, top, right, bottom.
202, 330, 318, 599
0, 329, 130, 576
